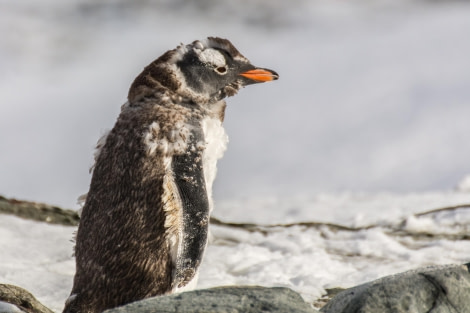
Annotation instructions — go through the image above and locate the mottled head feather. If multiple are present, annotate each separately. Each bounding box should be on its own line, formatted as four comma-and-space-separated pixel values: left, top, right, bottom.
128, 37, 253, 104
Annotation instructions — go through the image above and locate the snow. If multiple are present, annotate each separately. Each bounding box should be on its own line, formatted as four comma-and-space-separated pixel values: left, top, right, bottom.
0, 215, 74, 312
2, 192, 470, 312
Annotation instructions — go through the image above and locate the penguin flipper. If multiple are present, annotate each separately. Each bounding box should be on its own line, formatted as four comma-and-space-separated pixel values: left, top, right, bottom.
170, 124, 210, 289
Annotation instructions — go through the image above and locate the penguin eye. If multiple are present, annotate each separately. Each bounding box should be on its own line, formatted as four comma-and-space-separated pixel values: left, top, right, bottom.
215, 66, 227, 75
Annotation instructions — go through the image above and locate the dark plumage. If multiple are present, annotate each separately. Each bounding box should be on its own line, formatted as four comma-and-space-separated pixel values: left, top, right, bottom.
63, 37, 278, 313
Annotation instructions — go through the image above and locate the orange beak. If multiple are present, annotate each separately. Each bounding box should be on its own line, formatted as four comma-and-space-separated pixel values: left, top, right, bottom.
239, 68, 279, 82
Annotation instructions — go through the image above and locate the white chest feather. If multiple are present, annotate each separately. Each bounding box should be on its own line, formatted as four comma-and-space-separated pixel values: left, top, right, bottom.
201, 116, 228, 212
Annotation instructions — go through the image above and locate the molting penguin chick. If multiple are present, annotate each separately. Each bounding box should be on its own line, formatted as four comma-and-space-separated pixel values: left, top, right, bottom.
63, 37, 278, 313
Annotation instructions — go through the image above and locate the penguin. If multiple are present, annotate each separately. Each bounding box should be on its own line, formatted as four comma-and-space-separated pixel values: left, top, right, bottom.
63, 37, 278, 313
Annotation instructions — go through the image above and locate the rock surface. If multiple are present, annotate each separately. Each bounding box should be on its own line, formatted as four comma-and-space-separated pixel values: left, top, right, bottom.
321, 263, 470, 313
103, 286, 319, 313
0, 284, 54, 313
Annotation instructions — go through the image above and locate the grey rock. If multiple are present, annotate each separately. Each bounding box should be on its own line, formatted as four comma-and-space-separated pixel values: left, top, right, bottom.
0, 284, 54, 313
0, 301, 27, 313
321, 263, 470, 313
104, 286, 319, 313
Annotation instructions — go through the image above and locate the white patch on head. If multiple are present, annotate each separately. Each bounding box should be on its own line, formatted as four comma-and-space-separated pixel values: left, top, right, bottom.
169, 38, 248, 67
197, 48, 226, 68
203, 38, 249, 63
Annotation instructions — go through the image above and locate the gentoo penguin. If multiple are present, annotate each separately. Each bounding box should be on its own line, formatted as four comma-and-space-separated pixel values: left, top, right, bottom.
63, 37, 278, 313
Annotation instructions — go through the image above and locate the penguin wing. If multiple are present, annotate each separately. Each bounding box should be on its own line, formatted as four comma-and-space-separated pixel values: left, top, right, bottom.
170, 123, 210, 289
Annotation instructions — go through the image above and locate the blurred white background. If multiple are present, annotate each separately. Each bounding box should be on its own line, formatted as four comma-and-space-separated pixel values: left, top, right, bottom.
1, 0, 470, 209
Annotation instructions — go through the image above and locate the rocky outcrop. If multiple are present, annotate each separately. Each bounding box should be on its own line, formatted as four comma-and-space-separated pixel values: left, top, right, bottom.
321, 263, 470, 313
0, 196, 79, 226
0, 284, 54, 313
103, 286, 318, 313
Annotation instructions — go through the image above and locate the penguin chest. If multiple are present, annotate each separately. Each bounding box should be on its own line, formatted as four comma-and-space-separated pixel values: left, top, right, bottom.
200, 115, 228, 207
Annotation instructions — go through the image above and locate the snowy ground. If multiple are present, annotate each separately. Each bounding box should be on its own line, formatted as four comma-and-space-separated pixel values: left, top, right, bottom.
1, 191, 470, 312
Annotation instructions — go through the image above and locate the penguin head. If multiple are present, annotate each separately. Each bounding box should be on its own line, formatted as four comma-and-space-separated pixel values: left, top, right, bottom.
174, 37, 279, 103
128, 37, 278, 105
